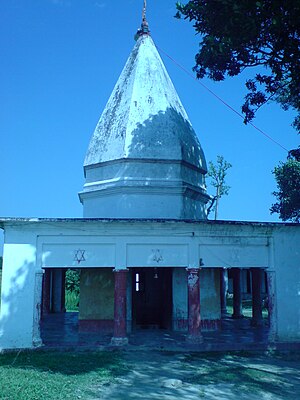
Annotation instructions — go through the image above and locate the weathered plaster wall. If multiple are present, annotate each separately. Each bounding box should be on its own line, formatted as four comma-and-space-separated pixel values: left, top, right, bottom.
79, 268, 114, 322
80, 34, 209, 220
173, 268, 187, 330
273, 228, 300, 340
0, 219, 299, 348
0, 228, 38, 350
82, 192, 184, 219
173, 267, 220, 331
200, 269, 220, 320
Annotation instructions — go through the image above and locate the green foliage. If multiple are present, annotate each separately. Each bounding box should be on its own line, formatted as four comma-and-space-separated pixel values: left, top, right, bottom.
0, 256, 2, 269
65, 269, 80, 312
208, 155, 232, 196
65, 269, 80, 295
270, 158, 300, 222
207, 155, 232, 219
176, 0, 300, 132
65, 290, 79, 312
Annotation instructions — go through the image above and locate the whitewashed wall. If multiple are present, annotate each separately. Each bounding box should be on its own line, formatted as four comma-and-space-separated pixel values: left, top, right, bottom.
0, 228, 39, 349
0, 219, 299, 349
273, 227, 300, 340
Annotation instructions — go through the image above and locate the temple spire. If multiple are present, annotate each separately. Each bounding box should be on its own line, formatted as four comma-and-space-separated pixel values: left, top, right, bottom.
135, 0, 150, 40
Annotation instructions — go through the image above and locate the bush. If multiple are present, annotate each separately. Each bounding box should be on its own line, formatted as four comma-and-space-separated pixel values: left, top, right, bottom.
65, 269, 80, 295
65, 269, 80, 312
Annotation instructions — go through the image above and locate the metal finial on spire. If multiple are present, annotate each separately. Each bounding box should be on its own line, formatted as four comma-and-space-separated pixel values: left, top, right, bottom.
142, 0, 147, 23
134, 0, 150, 40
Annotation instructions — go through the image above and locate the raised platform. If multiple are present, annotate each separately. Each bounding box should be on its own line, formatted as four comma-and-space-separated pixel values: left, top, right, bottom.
38, 312, 300, 352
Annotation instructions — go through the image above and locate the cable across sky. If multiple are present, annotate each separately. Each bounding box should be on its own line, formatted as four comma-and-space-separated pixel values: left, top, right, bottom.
156, 44, 289, 153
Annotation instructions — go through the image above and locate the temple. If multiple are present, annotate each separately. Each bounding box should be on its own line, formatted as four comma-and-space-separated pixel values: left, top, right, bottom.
0, 7, 299, 350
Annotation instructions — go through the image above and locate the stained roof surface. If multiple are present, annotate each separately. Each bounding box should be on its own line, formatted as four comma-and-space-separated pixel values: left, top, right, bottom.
84, 34, 206, 171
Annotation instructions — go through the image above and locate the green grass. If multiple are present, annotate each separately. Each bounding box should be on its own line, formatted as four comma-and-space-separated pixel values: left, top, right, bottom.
226, 297, 268, 318
0, 350, 126, 400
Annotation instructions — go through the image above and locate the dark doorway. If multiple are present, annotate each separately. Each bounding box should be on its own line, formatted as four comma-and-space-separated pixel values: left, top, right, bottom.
132, 267, 172, 329
42, 268, 68, 315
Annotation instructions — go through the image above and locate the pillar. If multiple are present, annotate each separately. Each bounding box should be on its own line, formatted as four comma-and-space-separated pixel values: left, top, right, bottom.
52, 269, 65, 313
186, 268, 203, 343
220, 268, 228, 316
266, 270, 277, 342
61, 269, 66, 312
111, 269, 128, 346
42, 268, 51, 315
251, 268, 263, 326
32, 271, 44, 347
232, 268, 243, 318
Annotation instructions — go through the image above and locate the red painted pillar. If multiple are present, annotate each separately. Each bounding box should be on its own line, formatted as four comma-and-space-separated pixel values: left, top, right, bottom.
186, 268, 203, 343
42, 269, 51, 316
232, 268, 243, 318
251, 268, 263, 326
111, 269, 128, 346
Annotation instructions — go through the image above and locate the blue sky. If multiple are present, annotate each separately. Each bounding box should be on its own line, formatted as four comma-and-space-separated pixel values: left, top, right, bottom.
0, 0, 298, 229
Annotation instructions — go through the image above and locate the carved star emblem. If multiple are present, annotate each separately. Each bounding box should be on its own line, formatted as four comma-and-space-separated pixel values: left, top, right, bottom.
152, 249, 163, 264
74, 249, 86, 264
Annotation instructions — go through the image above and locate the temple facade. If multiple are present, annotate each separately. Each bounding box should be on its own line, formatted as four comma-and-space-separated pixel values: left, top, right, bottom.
0, 14, 299, 350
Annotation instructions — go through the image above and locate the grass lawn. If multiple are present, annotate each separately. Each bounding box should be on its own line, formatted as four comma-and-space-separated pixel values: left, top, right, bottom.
0, 350, 127, 400
0, 350, 299, 399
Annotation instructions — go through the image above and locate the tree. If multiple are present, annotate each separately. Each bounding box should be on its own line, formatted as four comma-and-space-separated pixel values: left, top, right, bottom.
65, 269, 80, 295
207, 155, 232, 220
270, 152, 300, 222
175, 1, 300, 133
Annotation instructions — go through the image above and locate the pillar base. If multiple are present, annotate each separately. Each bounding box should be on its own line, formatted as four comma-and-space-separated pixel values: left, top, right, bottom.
251, 318, 264, 327
232, 313, 244, 319
32, 339, 43, 348
268, 332, 277, 343
186, 334, 204, 344
110, 337, 128, 346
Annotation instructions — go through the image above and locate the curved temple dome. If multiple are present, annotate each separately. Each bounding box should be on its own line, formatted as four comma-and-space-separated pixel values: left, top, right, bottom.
79, 31, 210, 220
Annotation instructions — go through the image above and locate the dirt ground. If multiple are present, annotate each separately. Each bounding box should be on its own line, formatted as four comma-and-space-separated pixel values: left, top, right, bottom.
99, 350, 300, 400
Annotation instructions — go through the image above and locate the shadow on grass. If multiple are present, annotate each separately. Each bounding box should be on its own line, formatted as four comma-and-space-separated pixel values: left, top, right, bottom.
184, 351, 300, 398
0, 350, 127, 376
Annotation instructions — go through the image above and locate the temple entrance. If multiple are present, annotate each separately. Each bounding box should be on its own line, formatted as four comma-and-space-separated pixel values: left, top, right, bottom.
132, 267, 172, 329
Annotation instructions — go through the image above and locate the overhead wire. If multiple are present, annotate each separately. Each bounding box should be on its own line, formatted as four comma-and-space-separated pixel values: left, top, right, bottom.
155, 43, 289, 153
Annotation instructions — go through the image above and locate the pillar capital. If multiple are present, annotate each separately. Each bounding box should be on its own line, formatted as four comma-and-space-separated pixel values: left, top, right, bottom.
113, 268, 129, 273
186, 267, 200, 273
265, 269, 276, 275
